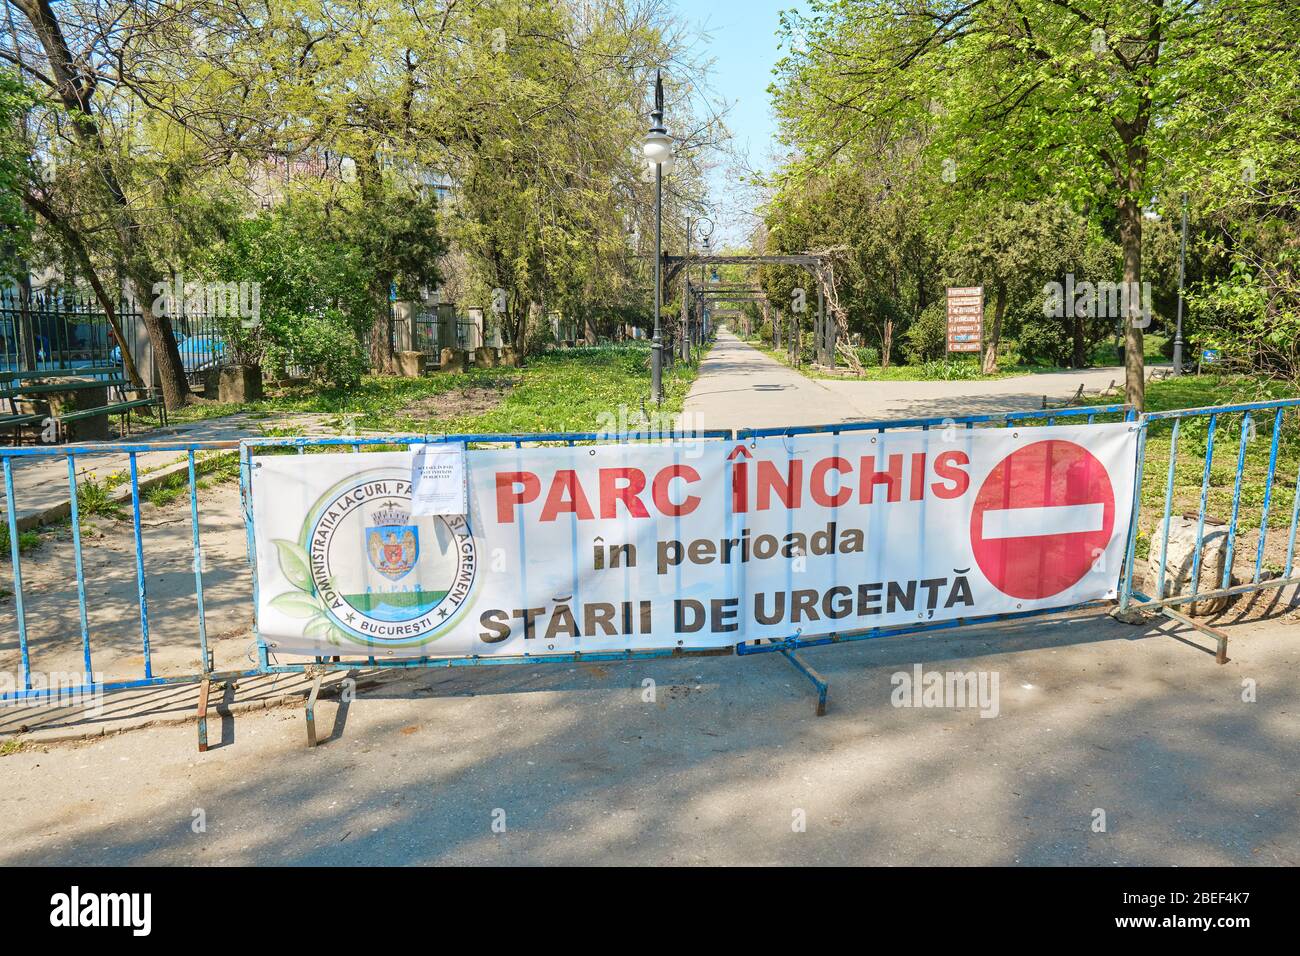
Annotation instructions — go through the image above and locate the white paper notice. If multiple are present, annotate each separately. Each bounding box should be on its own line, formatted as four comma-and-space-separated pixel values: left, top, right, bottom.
410, 444, 467, 516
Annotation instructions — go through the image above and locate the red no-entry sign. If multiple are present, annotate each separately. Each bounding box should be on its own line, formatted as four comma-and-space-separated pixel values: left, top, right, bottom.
969, 440, 1116, 600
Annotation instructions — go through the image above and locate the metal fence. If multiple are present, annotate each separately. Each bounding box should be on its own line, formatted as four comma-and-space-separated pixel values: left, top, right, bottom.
0, 290, 227, 385
412, 308, 484, 355
1119, 398, 1300, 624
1, 399, 1295, 740
1, 291, 121, 373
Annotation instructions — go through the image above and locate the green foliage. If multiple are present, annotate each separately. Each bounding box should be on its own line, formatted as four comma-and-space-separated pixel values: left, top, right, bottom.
75, 477, 125, 521
0, 70, 35, 271
171, 344, 697, 434
855, 345, 881, 368
765, 0, 1300, 393
264, 309, 369, 390
904, 302, 947, 365
198, 200, 384, 383
0, 522, 39, 559
913, 359, 984, 381
7, 0, 708, 387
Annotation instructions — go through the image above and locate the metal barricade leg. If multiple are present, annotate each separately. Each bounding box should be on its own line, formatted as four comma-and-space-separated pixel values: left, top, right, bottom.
305, 674, 323, 748
196, 678, 211, 752
780, 647, 828, 716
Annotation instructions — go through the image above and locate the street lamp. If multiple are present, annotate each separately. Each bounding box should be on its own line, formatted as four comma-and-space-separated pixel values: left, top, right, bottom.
682, 216, 713, 360
644, 70, 671, 404
1173, 192, 1189, 375
699, 232, 712, 342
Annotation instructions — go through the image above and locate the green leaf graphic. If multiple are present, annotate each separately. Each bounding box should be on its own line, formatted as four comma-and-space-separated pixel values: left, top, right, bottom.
271, 591, 323, 619
304, 615, 333, 639
273, 538, 312, 590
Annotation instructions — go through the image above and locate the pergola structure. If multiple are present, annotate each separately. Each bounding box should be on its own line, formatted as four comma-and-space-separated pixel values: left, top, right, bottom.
663, 252, 841, 366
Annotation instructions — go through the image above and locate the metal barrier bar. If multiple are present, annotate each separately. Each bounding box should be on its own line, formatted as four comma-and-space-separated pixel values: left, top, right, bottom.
0, 667, 260, 703
1119, 421, 1147, 610
128, 452, 153, 679
0, 439, 243, 457
66, 455, 93, 683
1155, 417, 1180, 600
1253, 407, 1285, 584
1189, 413, 1218, 599
735, 403, 1133, 439
243, 429, 735, 450
188, 449, 210, 674
2, 456, 31, 691
1127, 574, 1300, 612
4, 399, 1289, 713
1287, 460, 1300, 581
1127, 397, 1300, 614
1222, 412, 1252, 589
1143, 396, 1300, 421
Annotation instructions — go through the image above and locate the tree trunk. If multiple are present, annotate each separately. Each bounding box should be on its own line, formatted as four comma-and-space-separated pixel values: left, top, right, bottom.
982, 283, 1006, 375
22, 188, 144, 387
881, 319, 893, 370
16, 0, 188, 408
1118, 195, 1145, 410
680, 275, 690, 360
357, 147, 394, 375
368, 272, 395, 374
130, 268, 190, 406
1071, 314, 1087, 369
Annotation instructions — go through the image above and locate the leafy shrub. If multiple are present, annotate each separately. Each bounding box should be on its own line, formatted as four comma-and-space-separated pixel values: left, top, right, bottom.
995, 338, 1025, 370
264, 309, 368, 389
904, 301, 948, 364
856, 345, 880, 367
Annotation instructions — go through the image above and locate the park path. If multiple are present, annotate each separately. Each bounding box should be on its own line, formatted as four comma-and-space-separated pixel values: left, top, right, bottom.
0, 411, 341, 532
682, 328, 1129, 431
2, 333, 1295, 867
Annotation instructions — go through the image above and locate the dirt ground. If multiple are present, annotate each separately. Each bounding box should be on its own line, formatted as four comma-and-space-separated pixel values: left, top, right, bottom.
405, 382, 513, 420
0, 478, 253, 686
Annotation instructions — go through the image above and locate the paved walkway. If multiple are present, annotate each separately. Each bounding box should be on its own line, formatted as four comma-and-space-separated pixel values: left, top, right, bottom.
2, 605, 1295, 865
1, 412, 341, 532
683, 329, 1129, 431
2, 336, 1294, 866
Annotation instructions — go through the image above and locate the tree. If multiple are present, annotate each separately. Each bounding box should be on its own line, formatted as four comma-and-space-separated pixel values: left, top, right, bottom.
5, 0, 203, 408
772, 0, 1300, 407
945, 199, 1101, 373
0, 68, 33, 274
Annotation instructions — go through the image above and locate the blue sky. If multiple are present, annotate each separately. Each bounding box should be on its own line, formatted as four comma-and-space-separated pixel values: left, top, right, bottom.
669, 0, 798, 246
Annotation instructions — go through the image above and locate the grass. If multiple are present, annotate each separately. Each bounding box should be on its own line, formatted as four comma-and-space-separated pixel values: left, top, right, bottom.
0, 739, 25, 757
1081, 373, 1300, 577
141, 452, 242, 507
0, 522, 39, 560
168, 344, 699, 435
76, 475, 127, 520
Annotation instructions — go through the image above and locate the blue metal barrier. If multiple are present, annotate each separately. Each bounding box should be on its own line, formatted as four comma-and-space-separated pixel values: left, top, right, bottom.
1119, 397, 1300, 620
5, 397, 1291, 731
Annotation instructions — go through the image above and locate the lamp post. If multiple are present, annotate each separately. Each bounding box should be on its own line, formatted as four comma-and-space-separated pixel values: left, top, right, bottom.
643, 70, 673, 404
1173, 192, 1189, 375
683, 217, 713, 360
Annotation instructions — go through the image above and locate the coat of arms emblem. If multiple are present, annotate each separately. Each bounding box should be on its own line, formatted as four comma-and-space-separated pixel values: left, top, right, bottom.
366, 502, 419, 581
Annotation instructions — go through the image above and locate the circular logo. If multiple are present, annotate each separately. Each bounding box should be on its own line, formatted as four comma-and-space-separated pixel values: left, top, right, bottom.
969, 440, 1115, 600
304, 469, 477, 645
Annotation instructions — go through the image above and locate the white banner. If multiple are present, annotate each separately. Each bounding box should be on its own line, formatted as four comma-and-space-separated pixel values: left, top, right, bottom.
250, 423, 1137, 658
